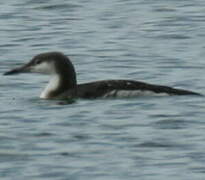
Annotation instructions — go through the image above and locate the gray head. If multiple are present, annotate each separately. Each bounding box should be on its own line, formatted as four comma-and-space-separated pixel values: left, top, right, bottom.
4, 52, 75, 75
4, 52, 77, 99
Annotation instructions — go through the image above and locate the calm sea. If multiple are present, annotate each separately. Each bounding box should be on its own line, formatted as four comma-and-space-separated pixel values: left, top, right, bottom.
1, 0, 205, 179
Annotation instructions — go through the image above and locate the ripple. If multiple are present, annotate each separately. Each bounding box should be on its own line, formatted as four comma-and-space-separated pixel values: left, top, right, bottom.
1, 0, 205, 179
153, 119, 188, 129
138, 141, 175, 148
35, 3, 83, 11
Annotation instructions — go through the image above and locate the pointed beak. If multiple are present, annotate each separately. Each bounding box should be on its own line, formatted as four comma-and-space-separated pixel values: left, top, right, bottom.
3, 64, 31, 76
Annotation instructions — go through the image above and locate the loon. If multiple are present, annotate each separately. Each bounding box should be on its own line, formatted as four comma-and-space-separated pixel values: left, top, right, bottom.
3, 52, 201, 99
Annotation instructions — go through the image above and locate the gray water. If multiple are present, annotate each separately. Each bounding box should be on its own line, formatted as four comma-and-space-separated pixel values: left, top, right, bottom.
1, 0, 205, 179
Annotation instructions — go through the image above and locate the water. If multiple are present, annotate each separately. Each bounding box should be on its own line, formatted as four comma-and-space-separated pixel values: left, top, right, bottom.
1, 0, 205, 179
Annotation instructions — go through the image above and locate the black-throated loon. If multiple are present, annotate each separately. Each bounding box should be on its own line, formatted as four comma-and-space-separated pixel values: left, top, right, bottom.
3, 52, 201, 99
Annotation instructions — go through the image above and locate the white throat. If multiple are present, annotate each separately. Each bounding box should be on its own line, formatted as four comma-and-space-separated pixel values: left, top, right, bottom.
40, 74, 60, 99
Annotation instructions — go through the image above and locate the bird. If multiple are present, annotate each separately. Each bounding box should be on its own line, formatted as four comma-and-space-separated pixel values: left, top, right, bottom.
3, 51, 201, 100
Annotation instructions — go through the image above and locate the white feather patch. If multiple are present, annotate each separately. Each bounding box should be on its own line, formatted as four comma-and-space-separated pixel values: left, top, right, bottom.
31, 62, 55, 74
40, 75, 60, 99
103, 90, 169, 98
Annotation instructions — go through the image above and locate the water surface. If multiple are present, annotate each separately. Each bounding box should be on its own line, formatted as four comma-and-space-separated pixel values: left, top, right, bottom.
1, 0, 205, 179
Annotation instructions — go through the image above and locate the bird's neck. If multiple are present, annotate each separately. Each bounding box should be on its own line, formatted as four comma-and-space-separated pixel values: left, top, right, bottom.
40, 73, 77, 99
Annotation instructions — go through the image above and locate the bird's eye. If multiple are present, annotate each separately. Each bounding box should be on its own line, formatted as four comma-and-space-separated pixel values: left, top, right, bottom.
35, 59, 41, 65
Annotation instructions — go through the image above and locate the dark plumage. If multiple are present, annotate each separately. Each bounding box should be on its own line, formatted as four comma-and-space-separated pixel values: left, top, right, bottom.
76, 80, 200, 98
4, 52, 201, 99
